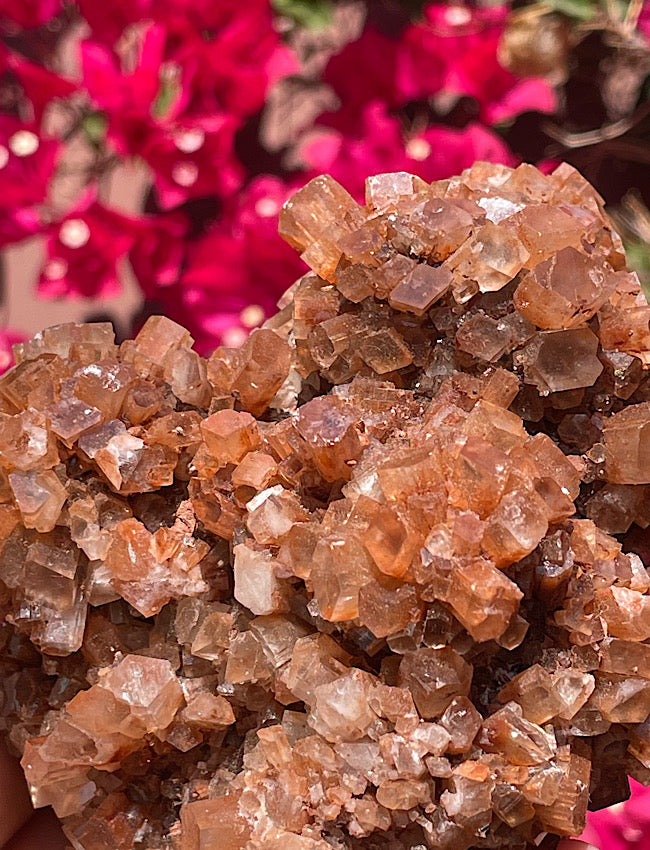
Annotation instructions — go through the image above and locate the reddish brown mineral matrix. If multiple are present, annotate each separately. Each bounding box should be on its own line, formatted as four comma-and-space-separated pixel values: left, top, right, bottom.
2, 162, 650, 850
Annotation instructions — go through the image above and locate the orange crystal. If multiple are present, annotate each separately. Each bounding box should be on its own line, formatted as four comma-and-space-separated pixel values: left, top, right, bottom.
2, 163, 650, 849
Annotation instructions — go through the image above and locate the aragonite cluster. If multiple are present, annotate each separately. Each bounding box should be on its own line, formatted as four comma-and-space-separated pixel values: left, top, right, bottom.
2, 162, 650, 850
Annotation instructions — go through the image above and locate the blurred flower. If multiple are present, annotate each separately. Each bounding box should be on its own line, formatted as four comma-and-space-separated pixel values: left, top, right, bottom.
0, 118, 59, 247
397, 3, 555, 123
0, 118, 60, 210
81, 27, 244, 206
129, 211, 187, 297
40, 199, 138, 298
486, 77, 556, 125
322, 26, 401, 131
0, 0, 61, 29
76, 0, 155, 44
299, 101, 411, 199
158, 0, 270, 31
155, 176, 306, 353
582, 781, 650, 850
140, 115, 244, 209
638, 3, 650, 44
0, 207, 42, 248
409, 122, 517, 182
168, 7, 297, 120
80, 26, 182, 154
6, 53, 77, 124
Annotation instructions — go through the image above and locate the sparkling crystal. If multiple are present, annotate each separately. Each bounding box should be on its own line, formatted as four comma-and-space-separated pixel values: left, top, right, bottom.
3, 163, 650, 849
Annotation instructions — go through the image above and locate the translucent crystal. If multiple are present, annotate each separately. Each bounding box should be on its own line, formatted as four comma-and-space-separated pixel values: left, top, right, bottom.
604, 402, 650, 484
3, 163, 650, 849
398, 647, 472, 719
513, 247, 619, 329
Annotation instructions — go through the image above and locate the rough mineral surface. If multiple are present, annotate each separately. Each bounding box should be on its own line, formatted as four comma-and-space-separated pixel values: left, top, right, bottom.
2, 162, 650, 850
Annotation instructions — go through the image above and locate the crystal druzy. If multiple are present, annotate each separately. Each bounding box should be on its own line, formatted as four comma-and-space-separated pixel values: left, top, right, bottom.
2, 162, 650, 849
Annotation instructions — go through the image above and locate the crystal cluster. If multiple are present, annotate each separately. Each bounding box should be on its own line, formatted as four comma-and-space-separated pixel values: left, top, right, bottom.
2, 162, 650, 850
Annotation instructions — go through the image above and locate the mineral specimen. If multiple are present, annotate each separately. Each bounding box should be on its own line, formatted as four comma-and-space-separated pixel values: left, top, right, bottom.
2, 162, 650, 849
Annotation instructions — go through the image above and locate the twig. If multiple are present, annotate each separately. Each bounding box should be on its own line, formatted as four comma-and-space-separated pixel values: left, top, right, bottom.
542, 101, 650, 148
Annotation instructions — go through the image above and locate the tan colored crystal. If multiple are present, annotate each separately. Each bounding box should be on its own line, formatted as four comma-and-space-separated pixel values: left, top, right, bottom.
294, 396, 367, 482
233, 542, 287, 616
279, 174, 362, 281
398, 647, 472, 719
604, 402, 650, 484
180, 794, 251, 850
200, 408, 260, 466
388, 264, 452, 315
132, 314, 192, 362
479, 702, 556, 765
5, 164, 650, 849
482, 485, 549, 567
46, 397, 104, 447
514, 247, 619, 329
182, 692, 236, 729
446, 221, 529, 296
515, 326, 603, 394
72, 359, 135, 419
310, 531, 373, 621
498, 664, 563, 724
446, 558, 523, 641
9, 468, 66, 532
309, 669, 379, 743
536, 750, 591, 836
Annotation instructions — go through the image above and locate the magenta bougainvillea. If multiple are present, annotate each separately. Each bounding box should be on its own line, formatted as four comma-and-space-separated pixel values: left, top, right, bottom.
581, 780, 650, 850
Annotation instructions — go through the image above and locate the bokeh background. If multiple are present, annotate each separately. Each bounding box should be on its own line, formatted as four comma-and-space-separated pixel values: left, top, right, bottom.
1, 1, 650, 847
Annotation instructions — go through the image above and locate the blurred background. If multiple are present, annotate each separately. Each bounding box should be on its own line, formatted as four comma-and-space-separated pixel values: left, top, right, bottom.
1, 1, 650, 846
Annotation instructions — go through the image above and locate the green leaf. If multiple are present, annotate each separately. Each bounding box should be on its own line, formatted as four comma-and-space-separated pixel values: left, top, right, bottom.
544, 0, 597, 20
272, 0, 333, 29
82, 111, 108, 146
152, 76, 181, 119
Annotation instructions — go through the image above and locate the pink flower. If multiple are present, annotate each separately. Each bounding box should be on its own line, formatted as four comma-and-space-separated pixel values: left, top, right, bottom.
0, 0, 61, 29
167, 8, 297, 120
397, 3, 555, 123
322, 27, 401, 131
81, 28, 245, 206
141, 115, 244, 209
582, 781, 650, 850
0, 118, 59, 211
486, 77, 557, 125
155, 176, 306, 354
7, 53, 77, 124
638, 2, 650, 44
0, 208, 42, 249
157, 0, 271, 31
40, 200, 138, 299
299, 102, 411, 199
0, 118, 59, 247
397, 4, 504, 103
409, 122, 517, 182
129, 212, 187, 298
77, 0, 154, 44
80, 27, 180, 155
231, 175, 308, 292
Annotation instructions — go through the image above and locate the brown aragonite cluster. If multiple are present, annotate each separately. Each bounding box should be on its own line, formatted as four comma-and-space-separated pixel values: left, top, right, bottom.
2, 162, 650, 850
